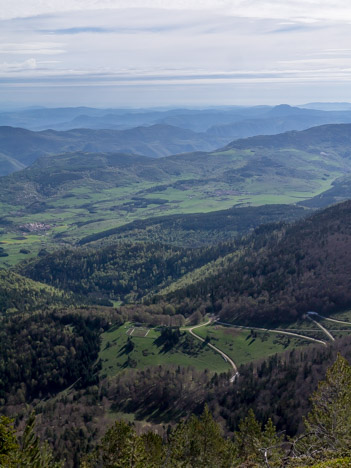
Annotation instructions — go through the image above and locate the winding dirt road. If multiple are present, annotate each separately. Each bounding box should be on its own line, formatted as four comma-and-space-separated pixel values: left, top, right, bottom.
186, 320, 239, 382
318, 315, 351, 326
217, 321, 327, 346
183, 315, 329, 383
307, 316, 335, 342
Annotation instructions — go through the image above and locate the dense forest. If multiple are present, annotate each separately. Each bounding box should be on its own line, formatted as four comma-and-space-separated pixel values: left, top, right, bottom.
2, 200, 351, 465
2, 354, 351, 467
0, 270, 71, 314
78, 204, 307, 247
0, 310, 108, 404
19, 241, 238, 303
159, 200, 351, 325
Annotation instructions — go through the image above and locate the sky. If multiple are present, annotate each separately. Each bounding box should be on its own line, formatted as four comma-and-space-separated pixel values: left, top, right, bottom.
1, 0, 351, 108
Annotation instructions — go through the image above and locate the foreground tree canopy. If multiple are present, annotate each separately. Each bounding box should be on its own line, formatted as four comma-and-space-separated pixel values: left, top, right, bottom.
80, 354, 351, 467
2, 355, 351, 467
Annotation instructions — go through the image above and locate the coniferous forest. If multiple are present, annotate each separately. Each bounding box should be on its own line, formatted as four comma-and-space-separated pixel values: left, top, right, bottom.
2, 13, 351, 462
2, 197, 351, 465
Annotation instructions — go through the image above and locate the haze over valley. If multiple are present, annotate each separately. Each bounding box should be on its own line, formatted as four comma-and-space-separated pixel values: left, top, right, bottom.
3, 1, 351, 466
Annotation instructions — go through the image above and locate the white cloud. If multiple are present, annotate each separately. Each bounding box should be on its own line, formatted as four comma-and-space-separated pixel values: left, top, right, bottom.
1, 0, 351, 22
0, 42, 65, 54
0, 58, 37, 72
0, 1, 350, 106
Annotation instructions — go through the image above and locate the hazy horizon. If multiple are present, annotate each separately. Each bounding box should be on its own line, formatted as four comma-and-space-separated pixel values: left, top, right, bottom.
1, 1, 351, 108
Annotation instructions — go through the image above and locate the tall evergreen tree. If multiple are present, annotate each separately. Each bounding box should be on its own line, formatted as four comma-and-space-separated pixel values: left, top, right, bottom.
297, 354, 351, 462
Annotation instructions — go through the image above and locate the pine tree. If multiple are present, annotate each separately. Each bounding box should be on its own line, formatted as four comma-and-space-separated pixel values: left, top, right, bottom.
298, 354, 351, 461
84, 420, 147, 467
18, 412, 62, 467
234, 409, 283, 466
0, 416, 18, 467
234, 409, 263, 463
0, 413, 62, 467
166, 405, 235, 467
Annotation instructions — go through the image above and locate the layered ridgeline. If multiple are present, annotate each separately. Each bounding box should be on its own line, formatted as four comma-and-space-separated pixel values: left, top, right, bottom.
2, 123, 351, 264
157, 200, 351, 325
3, 103, 351, 139
0, 124, 219, 176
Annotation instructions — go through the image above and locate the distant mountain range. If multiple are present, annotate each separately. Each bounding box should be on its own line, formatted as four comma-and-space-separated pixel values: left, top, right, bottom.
3, 123, 351, 206
2, 105, 351, 175
3, 104, 351, 176
0, 124, 218, 176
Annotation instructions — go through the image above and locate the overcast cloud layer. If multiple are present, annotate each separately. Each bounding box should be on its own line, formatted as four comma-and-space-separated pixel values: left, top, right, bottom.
0, 0, 350, 107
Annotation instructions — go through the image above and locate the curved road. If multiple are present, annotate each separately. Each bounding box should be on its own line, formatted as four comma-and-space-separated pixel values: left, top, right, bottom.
217, 321, 327, 346
183, 316, 329, 382
307, 316, 335, 342
186, 320, 239, 382
318, 315, 351, 326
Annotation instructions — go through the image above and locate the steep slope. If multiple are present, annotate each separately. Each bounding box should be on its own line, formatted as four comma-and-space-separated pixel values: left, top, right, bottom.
0, 269, 70, 314
19, 241, 238, 303
78, 204, 307, 247
162, 200, 351, 325
299, 174, 351, 208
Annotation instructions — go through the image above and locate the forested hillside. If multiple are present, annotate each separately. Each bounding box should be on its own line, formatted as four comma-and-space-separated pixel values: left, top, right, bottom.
3, 335, 351, 466
19, 241, 237, 302
0, 311, 104, 404
17, 199, 351, 326
78, 203, 306, 247
2, 201, 351, 466
160, 200, 351, 325
2, 121, 351, 466
0, 269, 71, 313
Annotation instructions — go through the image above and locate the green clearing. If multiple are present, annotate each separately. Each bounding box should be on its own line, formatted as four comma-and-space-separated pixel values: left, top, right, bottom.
194, 324, 304, 366
309, 311, 351, 339
0, 138, 347, 266
0, 177, 319, 267
325, 309, 351, 322
99, 323, 231, 377
281, 313, 351, 341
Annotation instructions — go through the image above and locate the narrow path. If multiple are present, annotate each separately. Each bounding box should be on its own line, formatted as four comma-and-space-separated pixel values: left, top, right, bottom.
307, 317, 335, 342
319, 315, 351, 326
217, 321, 327, 346
185, 320, 239, 382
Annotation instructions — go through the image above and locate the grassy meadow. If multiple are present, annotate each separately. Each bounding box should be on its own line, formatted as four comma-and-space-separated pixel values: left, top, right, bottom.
194, 324, 301, 366
99, 323, 231, 377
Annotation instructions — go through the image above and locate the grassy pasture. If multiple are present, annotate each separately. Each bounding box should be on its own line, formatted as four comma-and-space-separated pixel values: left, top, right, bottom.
99, 323, 231, 377
0, 139, 347, 266
194, 324, 302, 366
